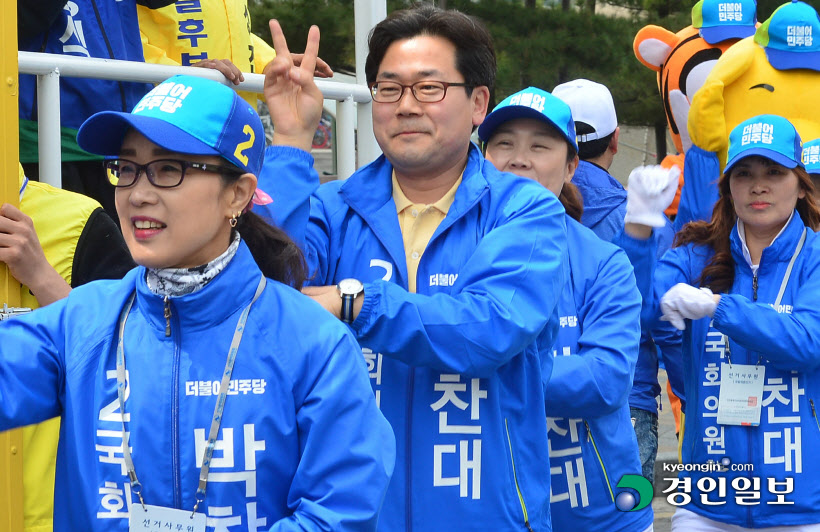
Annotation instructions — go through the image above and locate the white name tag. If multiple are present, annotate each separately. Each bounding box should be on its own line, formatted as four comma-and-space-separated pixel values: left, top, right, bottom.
129, 504, 207, 532
717, 362, 765, 426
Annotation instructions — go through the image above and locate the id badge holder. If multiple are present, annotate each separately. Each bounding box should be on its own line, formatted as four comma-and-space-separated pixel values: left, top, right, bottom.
129, 504, 207, 532
717, 363, 765, 426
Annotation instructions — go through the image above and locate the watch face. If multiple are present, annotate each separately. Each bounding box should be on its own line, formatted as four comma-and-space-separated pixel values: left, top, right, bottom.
338, 278, 364, 294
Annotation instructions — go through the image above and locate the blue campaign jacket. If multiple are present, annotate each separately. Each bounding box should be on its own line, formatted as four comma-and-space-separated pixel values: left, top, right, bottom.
0, 242, 395, 531
645, 213, 820, 527
615, 220, 684, 414
573, 160, 627, 243
542, 217, 653, 532
19, 0, 154, 129
260, 144, 568, 531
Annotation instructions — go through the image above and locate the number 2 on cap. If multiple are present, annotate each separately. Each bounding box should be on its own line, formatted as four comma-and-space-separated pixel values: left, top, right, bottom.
233, 124, 256, 165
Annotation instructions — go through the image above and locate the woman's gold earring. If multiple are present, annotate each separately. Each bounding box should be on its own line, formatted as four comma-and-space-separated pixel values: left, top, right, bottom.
229, 212, 239, 228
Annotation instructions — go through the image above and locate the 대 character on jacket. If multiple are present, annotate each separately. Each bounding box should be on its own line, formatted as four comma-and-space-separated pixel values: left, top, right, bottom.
619, 114, 820, 530
256, 7, 568, 531
0, 74, 395, 532
479, 87, 653, 532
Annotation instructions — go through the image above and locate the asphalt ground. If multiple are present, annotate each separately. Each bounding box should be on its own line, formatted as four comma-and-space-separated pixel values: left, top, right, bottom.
653, 368, 679, 532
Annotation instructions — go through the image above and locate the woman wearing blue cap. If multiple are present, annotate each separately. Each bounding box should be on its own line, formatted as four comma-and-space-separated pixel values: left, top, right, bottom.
0, 73, 395, 531
619, 114, 820, 530
477, 88, 654, 532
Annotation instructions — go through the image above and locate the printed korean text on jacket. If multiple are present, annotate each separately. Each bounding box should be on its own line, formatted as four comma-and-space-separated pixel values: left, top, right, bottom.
0, 241, 396, 531
260, 143, 569, 531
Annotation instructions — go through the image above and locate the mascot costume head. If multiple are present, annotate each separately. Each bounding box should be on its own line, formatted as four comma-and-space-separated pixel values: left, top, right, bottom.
633, 0, 757, 215
688, 0, 820, 170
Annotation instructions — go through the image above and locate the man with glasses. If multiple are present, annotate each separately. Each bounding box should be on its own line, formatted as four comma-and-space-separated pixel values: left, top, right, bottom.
259, 6, 568, 530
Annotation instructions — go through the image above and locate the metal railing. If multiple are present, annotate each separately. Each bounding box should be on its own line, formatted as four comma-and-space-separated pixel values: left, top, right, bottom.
18, 51, 378, 187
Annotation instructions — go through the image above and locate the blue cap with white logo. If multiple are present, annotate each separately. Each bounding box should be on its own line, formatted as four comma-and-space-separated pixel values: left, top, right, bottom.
803, 138, 820, 174
754, 0, 820, 71
725, 114, 804, 173
692, 0, 758, 45
478, 87, 577, 151
78, 75, 265, 175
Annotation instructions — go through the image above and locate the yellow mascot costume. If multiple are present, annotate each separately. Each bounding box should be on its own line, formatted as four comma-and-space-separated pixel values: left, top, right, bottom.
682, 0, 820, 225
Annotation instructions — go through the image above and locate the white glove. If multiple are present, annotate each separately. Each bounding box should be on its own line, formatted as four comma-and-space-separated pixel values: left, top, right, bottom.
624, 164, 681, 227
660, 283, 717, 330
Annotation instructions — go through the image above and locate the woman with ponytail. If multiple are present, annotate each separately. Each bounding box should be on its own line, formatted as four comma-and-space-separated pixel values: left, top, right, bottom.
0, 74, 394, 531
619, 114, 820, 530
478, 87, 653, 532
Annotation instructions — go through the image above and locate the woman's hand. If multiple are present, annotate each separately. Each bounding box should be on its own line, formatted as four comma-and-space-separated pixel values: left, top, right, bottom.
263, 20, 324, 152
624, 164, 680, 235
660, 283, 720, 330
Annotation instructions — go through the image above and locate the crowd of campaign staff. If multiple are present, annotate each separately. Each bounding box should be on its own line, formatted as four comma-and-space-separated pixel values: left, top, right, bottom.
3, 1, 820, 532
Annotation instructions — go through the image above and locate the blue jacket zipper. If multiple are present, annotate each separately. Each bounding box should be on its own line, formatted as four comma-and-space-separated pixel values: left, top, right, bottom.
164, 296, 184, 509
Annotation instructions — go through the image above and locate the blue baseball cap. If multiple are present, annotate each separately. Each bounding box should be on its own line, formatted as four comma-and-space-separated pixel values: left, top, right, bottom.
478, 87, 578, 152
692, 0, 758, 45
725, 114, 804, 173
78, 75, 265, 175
803, 138, 820, 174
754, 0, 820, 71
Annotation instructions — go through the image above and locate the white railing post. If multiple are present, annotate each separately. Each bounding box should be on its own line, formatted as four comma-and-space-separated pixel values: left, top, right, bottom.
336, 96, 355, 179
354, 0, 386, 168
36, 69, 62, 188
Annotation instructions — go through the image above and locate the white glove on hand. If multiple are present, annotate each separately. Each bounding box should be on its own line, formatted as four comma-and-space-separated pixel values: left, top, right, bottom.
660, 283, 717, 330
624, 165, 681, 227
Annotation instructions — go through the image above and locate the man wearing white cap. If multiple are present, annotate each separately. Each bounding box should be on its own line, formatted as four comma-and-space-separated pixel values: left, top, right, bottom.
553, 79, 627, 243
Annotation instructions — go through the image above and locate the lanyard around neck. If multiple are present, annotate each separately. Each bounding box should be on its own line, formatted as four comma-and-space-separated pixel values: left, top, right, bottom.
724, 227, 806, 366
115, 275, 267, 513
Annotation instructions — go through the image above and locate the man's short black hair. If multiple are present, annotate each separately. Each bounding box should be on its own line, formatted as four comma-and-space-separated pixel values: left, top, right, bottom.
575, 121, 614, 160
365, 4, 496, 97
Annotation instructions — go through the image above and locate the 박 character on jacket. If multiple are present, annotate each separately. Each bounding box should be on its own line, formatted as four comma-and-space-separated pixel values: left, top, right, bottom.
257, 7, 568, 531
479, 87, 653, 532
18, 0, 176, 222
0, 74, 395, 531
619, 114, 820, 530
3, 162, 134, 532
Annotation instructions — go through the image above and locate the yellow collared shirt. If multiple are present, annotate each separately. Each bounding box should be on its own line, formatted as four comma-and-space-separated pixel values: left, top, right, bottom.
392, 172, 461, 293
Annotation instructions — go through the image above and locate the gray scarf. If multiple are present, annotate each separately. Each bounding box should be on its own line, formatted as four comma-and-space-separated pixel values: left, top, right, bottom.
146, 233, 240, 297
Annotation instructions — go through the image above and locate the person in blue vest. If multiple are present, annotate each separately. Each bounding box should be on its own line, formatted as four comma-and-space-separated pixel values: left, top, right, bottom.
256, 6, 567, 531
619, 114, 820, 530
0, 74, 394, 531
478, 86, 654, 532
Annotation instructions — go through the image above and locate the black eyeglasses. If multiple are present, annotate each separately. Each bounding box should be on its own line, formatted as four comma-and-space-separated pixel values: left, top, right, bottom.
104, 159, 244, 188
368, 80, 473, 103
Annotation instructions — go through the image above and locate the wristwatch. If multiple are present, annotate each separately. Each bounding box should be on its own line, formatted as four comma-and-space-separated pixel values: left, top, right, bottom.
337, 278, 364, 324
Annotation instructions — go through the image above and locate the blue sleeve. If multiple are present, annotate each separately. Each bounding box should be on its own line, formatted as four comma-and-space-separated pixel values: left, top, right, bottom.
0, 302, 67, 431
712, 280, 820, 372
674, 145, 720, 232
544, 249, 641, 417
613, 227, 687, 405
350, 191, 568, 378
255, 146, 320, 247
272, 328, 395, 531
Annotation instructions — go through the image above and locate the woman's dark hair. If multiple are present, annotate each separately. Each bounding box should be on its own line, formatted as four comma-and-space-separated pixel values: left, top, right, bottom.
575, 121, 614, 161
220, 170, 307, 289
365, 3, 496, 96
674, 159, 820, 293
560, 182, 584, 222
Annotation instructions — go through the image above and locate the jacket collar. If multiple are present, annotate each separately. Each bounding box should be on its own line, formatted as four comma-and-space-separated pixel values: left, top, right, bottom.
730, 210, 806, 270
335, 143, 490, 284
134, 240, 265, 333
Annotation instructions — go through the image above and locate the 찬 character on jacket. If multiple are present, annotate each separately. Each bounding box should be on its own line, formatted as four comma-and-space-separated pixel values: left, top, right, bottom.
630, 212, 820, 528
542, 217, 654, 532
259, 143, 568, 531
